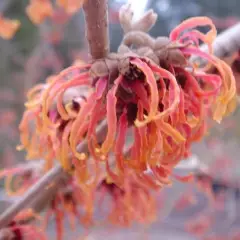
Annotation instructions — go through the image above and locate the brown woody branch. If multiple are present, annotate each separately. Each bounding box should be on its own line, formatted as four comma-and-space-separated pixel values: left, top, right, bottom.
83, 0, 109, 59
0, 121, 107, 229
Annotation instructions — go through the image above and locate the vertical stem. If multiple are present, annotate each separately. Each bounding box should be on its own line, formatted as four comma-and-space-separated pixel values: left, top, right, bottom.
83, 0, 109, 59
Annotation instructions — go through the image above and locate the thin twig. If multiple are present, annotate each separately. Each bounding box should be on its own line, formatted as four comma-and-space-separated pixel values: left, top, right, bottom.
0, 165, 63, 229
212, 23, 240, 58
192, 23, 240, 65
83, 0, 109, 59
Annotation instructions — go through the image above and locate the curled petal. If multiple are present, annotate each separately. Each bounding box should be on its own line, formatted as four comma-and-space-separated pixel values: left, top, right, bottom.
115, 110, 128, 171
42, 65, 90, 128
156, 120, 185, 144
173, 173, 194, 182
101, 76, 123, 154
182, 47, 236, 122
151, 64, 181, 121
170, 17, 217, 54
130, 59, 159, 127
56, 73, 90, 120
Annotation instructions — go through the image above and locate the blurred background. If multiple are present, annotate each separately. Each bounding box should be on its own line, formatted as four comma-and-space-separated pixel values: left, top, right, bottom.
0, 0, 240, 239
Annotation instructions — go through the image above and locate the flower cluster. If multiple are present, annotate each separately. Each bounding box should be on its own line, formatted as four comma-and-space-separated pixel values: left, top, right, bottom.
15, 5, 237, 233
0, 163, 157, 239
19, 16, 236, 186
0, 1, 237, 239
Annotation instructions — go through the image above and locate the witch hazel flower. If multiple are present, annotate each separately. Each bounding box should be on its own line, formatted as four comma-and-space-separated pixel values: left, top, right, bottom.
25, 0, 86, 25
97, 170, 158, 227
18, 72, 92, 170
0, 15, 20, 39
3, 208, 47, 240
26, 0, 54, 25
0, 161, 44, 197
18, 4, 236, 225
56, 0, 85, 15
